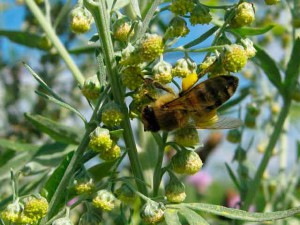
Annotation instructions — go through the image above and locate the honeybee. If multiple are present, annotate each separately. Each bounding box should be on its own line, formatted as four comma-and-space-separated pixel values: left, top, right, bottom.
141, 75, 241, 132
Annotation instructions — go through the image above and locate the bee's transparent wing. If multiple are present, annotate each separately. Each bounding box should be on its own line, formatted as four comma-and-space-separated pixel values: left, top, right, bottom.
194, 117, 242, 129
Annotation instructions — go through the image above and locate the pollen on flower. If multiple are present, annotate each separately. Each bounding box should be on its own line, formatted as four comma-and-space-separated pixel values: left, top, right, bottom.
89, 128, 113, 153
70, 6, 93, 34
102, 108, 123, 127
113, 21, 134, 42
230, 2, 255, 28
170, 0, 195, 15
23, 197, 48, 221
181, 72, 198, 91
153, 61, 173, 84
75, 182, 95, 195
121, 66, 144, 90
99, 144, 121, 161
139, 34, 164, 62
172, 58, 196, 78
222, 44, 248, 72
92, 190, 116, 211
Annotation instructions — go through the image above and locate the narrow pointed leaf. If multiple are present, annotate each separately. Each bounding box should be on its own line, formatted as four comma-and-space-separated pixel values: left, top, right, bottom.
0, 138, 40, 152
284, 38, 300, 94
252, 45, 283, 92
184, 26, 219, 49
164, 209, 181, 225
0, 30, 51, 50
170, 203, 300, 222
130, 0, 142, 18
231, 25, 274, 37
87, 160, 117, 181
25, 114, 82, 144
225, 163, 241, 190
178, 207, 209, 225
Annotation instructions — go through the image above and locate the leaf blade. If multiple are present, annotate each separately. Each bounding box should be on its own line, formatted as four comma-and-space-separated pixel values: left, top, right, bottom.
164, 209, 181, 225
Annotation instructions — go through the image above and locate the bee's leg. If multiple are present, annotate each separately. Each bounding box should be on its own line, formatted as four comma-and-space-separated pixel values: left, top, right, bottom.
145, 93, 156, 102
142, 77, 175, 95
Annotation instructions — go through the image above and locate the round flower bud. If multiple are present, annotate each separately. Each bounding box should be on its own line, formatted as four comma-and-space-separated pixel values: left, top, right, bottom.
241, 38, 257, 58
265, 0, 280, 5
165, 177, 186, 203
92, 190, 116, 211
170, 0, 195, 15
52, 217, 74, 225
113, 18, 134, 42
119, 43, 141, 66
172, 58, 197, 78
74, 180, 95, 195
99, 144, 121, 161
174, 127, 199, 147
70, 6, 93, 34
244, 111, 256, 128
81, 75, 101, 100
1, 201, 23, 224
230, 2, 255, 28
271, 103, 280, 114
226, 129, 241, 143
190, 4, 212, 25
221, 44, 248, 72
199, 56, 217, 73
247, 103, 260, 117
171, 150, 203, 175
115, 184, 136, 204
167, 16, 190, 38
140, 201, 165, 224
38, 36, 52, 50
153, 60, 173, 84
121, 66, 144, 90
139, 33, 164, 62
182, 72, 198, 91
89, 127, 113, 153
23, 196, 48, 221
101, 105, 123, 127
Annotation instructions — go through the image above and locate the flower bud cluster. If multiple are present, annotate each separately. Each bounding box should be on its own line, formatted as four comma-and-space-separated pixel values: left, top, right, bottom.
92, 190, 117, 211
70, 5, 93, 34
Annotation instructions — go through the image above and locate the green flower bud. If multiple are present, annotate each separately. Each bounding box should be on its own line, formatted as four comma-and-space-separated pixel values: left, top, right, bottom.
170, 0, 195, 15
74, 180, 95, 195
70, 6, 93, 34
226, 129, 241, 143
89, 127, 113, 153
240, 38, 257, 58
81, 75, 101, 100
115, 184, 136, 204
230, 2, 255, 28
172, 58, 197, 78
221, 44, 248, 72
246, 103, 260, 117
113, 17, 134, 42
23, 196, 48, 221
119, 43, 141, 66
121, 65, 144, 90
165, 177, 186, 203
153, 60, 173, 84
99, 144, 121, 161
265, 0, 280, 5
101, 104, 123, 127
140, 201, 165, 224
167, 16, 190, 38
139, 33, 164, 62
190, 4, 212, 25
92, 190, 116, 211
171, 150, 203, 175
52, 217, 74, 225
173, 127, 199, 147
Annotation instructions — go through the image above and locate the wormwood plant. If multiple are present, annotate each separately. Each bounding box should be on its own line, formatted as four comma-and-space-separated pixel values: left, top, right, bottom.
1, 0, 300, 224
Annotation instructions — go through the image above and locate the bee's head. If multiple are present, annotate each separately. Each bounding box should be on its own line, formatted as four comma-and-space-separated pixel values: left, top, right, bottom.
141, 105, 160, 132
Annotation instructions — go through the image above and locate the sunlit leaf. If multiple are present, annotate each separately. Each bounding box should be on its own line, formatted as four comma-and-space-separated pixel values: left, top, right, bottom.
178, 207, 209, 225
0, 139, 40, 152
231, 25, 274, 37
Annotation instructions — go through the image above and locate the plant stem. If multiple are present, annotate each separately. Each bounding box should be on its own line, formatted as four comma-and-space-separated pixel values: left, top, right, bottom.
24, 0, 85, 86
242, 99, 291, 210
84, 0, 147, 195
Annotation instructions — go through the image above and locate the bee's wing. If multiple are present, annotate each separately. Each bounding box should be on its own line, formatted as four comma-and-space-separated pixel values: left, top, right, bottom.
194, 117, 242, 129
164, 75, 239, 112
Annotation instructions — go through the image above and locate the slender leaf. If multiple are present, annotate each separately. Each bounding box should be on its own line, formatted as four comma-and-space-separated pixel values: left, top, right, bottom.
284, 38, 300, 93
130, 0, 142, 18
184, 26, 219, 49
178, 207, 209, 225
35, 91, 86, 123
225, 163, 241, 190
164, 209, 181, 225
87, 160, 117, 181
169, 203, 300, 222
107, 0, 130, 10
95, 49, 108, 87
0, 138, 40, 152
42, 152, 74, 202
231, 25, 274, 37
253, 45, 283, 91
0, 30, 51, 50
25, 114, 82, 144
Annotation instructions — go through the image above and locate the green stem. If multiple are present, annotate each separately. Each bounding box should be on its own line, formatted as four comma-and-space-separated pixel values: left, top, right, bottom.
24, 0, 85, 86
242, 99, 291, 210
152, 133, 165, 197
84, 0, 147, 195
